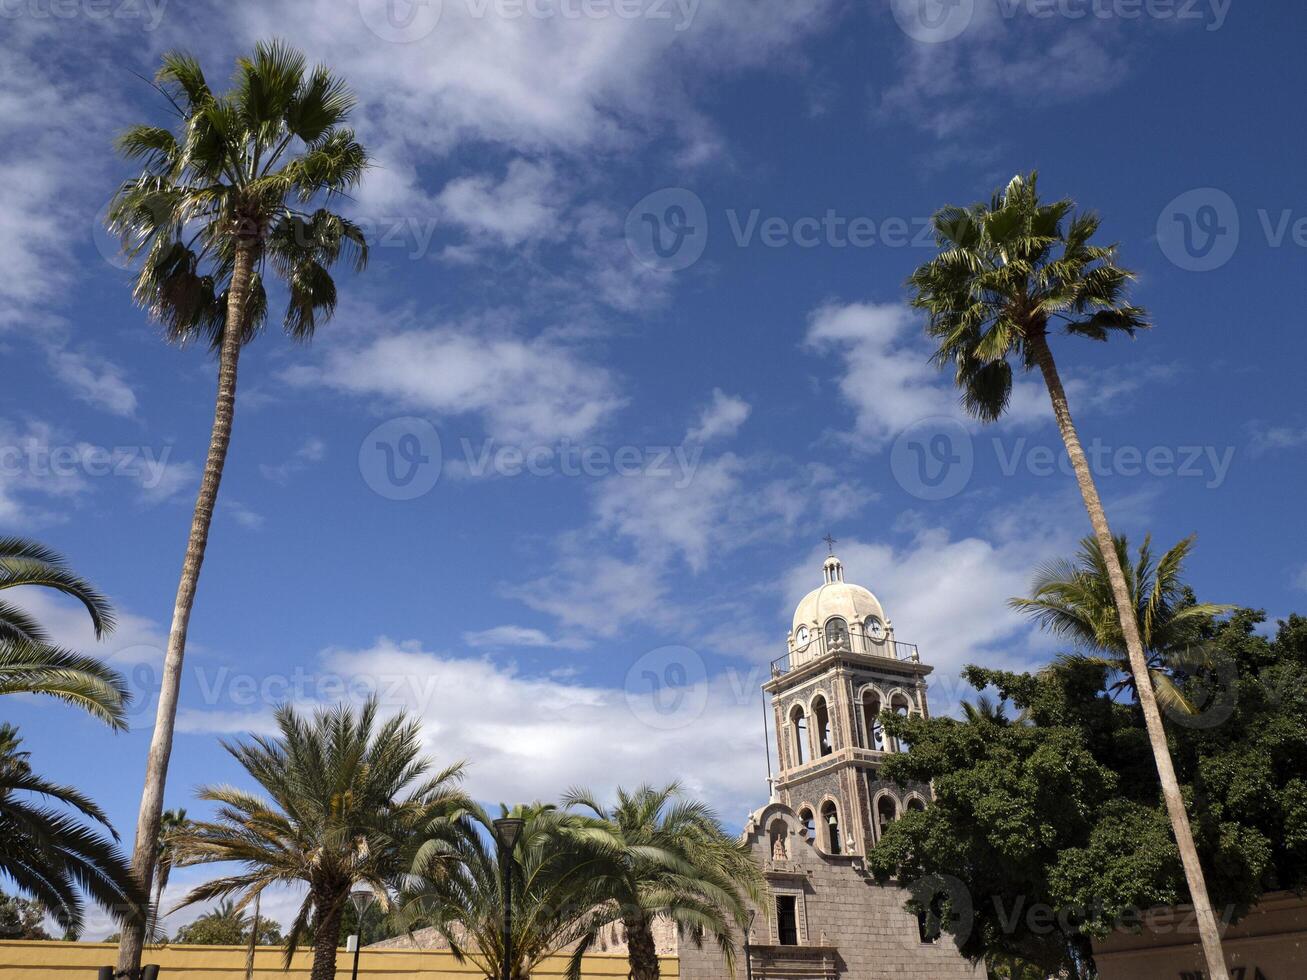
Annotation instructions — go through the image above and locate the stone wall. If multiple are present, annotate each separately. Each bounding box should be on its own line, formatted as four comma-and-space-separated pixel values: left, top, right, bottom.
678, 803, 983, 980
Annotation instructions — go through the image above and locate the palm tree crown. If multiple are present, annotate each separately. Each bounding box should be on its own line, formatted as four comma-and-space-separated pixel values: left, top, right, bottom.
398, 802, 617, 980
1012, 534, 1232, 715
0, 724, 146, 934
108, 39, 369, 345
0, 538, 127, 729
172, 699, 468, 980
564, 782, 767, 980
910, 171, 1148, 422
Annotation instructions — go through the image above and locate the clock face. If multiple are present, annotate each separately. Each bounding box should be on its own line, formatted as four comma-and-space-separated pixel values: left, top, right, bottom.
865, 617, 886, 641
795, 625, 810, 649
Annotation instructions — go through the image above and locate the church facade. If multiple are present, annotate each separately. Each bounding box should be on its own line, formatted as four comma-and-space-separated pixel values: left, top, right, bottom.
679, 554, 983, 979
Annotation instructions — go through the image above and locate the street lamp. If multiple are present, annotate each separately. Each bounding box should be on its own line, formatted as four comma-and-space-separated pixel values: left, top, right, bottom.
348, 888, 377, 980
743, 908, 757, 980
492, 817, 526, 980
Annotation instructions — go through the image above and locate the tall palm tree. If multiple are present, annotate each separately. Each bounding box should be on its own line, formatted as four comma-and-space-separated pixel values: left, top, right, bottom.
170, 699, 468, 980
0, 538, 127, 729
396, 802, 616, 980
145, 807, 190, 942
0, 724, 146, 935
1012, 534, 1233, 715
106, 40, 369, 975
563, 783, 767, 980
909, 172, 1229, 979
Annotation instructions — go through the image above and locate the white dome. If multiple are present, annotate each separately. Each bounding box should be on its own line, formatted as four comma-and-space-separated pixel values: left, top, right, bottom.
791, 555, 888, 637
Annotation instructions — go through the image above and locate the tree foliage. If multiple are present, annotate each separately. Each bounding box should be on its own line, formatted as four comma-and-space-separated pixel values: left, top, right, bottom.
867, 611, 1307, 977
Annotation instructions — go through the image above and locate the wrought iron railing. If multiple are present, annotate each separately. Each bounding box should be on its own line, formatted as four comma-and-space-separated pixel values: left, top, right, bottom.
770, 634, 920, 676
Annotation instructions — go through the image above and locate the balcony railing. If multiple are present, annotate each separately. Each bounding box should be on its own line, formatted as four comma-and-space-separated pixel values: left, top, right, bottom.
771, 632, 919, 677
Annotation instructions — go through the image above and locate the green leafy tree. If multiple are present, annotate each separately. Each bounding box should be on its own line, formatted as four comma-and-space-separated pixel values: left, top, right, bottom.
908, 172, 1228, 979
0, 724, 147, 936
0, 538, 127, 729
106, 41, 369, 976
868, 611, 1307, 977
170, 699, 467, 980
0, 892, 51, 939
563, 783, 766, 980
396, 803, 616, 980
172, 898, 282, 946
1011, 534, 1232, 715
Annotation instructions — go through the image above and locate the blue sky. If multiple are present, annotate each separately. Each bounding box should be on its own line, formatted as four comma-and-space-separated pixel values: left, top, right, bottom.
3, 0, 1305, 936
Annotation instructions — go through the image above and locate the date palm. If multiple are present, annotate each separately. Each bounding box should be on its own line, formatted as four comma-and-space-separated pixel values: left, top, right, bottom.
0, 538, 127, 729
170, 699, 468, 980
1013, 534, 1233, 715
909, 172, 1228, 978
395, 802, 616, 980
0, 724, 146, 935
563, 783, 766, 980
106, 40, 369, 975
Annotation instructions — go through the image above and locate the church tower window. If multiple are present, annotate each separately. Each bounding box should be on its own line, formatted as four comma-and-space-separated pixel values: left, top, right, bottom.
862, 692, 884, 751
791, 706, 808, 766
822, 800, 842, 854
877, 795, 898, 838
825, 616, 849, 651
799, 807, 815, 841
812, 696, 833, 756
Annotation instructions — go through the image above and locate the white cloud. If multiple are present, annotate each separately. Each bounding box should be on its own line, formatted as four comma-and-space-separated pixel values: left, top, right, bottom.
137, 459, 199, 506
260, 438, 327, 485
436, 159, 565, 249
878, 4, 1130, 138
1247, 422, 1307, 457
686, 389, 751, 443
463, 624, 578, 649
290, 312, 627, 444
44, 345, 139, 418
175, 637, 773, 820
223, 500, 265, 530
1294, 566, 1307, 593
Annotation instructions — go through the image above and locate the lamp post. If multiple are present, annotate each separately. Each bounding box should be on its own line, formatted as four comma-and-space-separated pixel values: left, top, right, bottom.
348, 888, 377, 980
492, 816, 526, 980
744, 908, 757, 980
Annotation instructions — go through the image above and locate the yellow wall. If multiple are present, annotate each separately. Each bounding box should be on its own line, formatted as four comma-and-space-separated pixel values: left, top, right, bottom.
0, 940, 680, 979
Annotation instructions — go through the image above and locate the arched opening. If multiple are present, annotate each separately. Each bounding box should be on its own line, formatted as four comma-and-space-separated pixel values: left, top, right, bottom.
861, 691, 884, 751
798, 808, 815, 842
790, 706, 807, 766
876, 795, 898, 839
821, 800, 842, 855
890, 695, 913, 752
907, 796, 926, 813
768, 820, 789, 862
824, 616, 849, 652
812, 696, 833, 757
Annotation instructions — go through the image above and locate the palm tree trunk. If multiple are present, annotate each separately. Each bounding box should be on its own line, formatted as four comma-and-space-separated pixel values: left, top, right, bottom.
245, 892, 260, 980
117, 242, 255, 977
311, 891, 346, 980
624, 916, 661, 980
1027, 329, 1229, 980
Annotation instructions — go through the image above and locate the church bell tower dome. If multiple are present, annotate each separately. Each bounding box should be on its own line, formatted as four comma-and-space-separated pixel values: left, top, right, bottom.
790, 553, 892, 654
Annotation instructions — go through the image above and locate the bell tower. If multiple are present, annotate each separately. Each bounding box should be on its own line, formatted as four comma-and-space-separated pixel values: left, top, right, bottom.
764, 551, 934, 857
